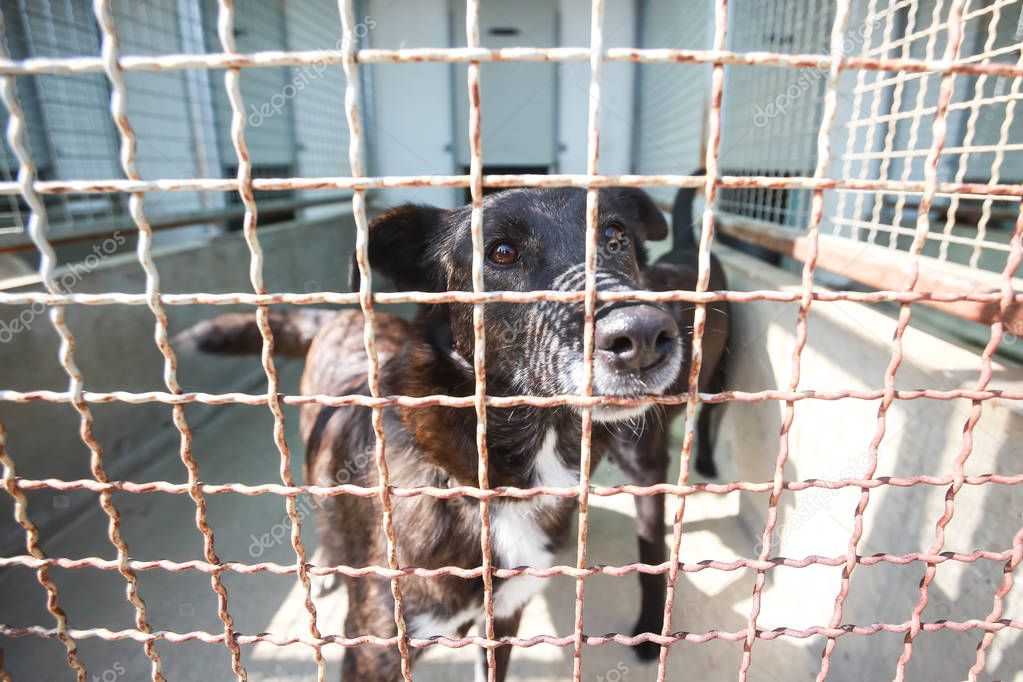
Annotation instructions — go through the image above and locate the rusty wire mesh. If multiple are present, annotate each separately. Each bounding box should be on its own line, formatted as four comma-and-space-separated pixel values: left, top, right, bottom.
0, 0, 1021, 681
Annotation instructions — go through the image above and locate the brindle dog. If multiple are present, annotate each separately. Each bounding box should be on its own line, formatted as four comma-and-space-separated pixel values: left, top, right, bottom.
178, 187, 729, 680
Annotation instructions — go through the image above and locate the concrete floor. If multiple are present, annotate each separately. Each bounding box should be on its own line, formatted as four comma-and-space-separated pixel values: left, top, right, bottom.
0, 359, 806, 682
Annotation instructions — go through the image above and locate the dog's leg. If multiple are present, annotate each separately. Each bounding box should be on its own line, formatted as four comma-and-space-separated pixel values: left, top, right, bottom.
610, 423, 670, 661
694, 401, 720, 478
312, 496, 351, 597
341, 579, 417, 681
694, 361, 726, 478
475, 609, 523, 682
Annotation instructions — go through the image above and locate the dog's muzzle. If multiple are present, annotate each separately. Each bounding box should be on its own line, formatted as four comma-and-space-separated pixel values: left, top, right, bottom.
588, 304, 683, 421
595, 304, 678, 374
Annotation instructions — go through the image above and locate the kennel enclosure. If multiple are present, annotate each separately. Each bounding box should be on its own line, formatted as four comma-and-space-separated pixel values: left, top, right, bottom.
0, 0, 1022, 681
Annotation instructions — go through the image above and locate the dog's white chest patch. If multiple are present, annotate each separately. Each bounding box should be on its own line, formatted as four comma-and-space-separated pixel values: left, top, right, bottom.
490, 502, 552, 619
489, 429, 576, 619
531, 428, 578, 491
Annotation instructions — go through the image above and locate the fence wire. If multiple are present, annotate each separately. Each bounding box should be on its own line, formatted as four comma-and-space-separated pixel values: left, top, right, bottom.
0, 1, 1021, 682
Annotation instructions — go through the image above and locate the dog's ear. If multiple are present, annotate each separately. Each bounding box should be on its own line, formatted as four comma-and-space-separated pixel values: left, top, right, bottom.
348, 204, 448, 292
607, 187, 669, 241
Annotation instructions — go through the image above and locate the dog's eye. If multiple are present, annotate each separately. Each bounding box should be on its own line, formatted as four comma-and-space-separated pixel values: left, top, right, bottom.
488, 242, 520, 265
603, 223, 627, 249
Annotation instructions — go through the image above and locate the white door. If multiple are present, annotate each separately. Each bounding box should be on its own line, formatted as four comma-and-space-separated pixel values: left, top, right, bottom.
453, 0, 558, 170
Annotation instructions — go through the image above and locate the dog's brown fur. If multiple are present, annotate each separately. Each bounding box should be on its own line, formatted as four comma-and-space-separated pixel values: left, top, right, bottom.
295, 308, 582, 680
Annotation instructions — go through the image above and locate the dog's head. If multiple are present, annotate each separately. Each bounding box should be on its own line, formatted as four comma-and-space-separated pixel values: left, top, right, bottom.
356, 187, 682, 422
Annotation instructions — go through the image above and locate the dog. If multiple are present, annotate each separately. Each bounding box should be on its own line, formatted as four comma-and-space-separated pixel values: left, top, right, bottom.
177, 186, 729, 680
612, 183, 729, 660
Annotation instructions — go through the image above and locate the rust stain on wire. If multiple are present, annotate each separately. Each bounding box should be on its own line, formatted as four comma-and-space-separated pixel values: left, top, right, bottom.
817, 0, 916, 675
1, 6, 149, 680
967, 138, 1023, 681
740, 1, 853, 677
571, 0, 606, 678
874, 2, 969, 676
0, 427, 84, 679
0, 13, 85, 681
217, 1, 322, 678
338, 0, 413, 677
464, 1, 498, 679
656, 0, 728, 676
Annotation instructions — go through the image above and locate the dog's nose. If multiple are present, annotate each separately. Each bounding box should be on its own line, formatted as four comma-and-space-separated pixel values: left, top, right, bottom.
595, 305, 678, 372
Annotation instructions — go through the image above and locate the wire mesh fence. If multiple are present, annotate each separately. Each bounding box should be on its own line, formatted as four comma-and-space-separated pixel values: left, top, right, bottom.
0, 0, 1021, 681
0, 0, 352, 255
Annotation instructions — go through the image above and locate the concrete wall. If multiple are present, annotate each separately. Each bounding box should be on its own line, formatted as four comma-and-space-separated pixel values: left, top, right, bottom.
709, 245, 1023, 680
0, 210, 357, 551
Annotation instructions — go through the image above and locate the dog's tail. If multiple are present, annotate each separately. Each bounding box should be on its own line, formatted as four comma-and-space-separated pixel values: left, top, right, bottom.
174, 308, 340, 357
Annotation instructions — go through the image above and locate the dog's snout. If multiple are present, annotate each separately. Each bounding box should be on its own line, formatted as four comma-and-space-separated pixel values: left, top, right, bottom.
595, 305, 678, 372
